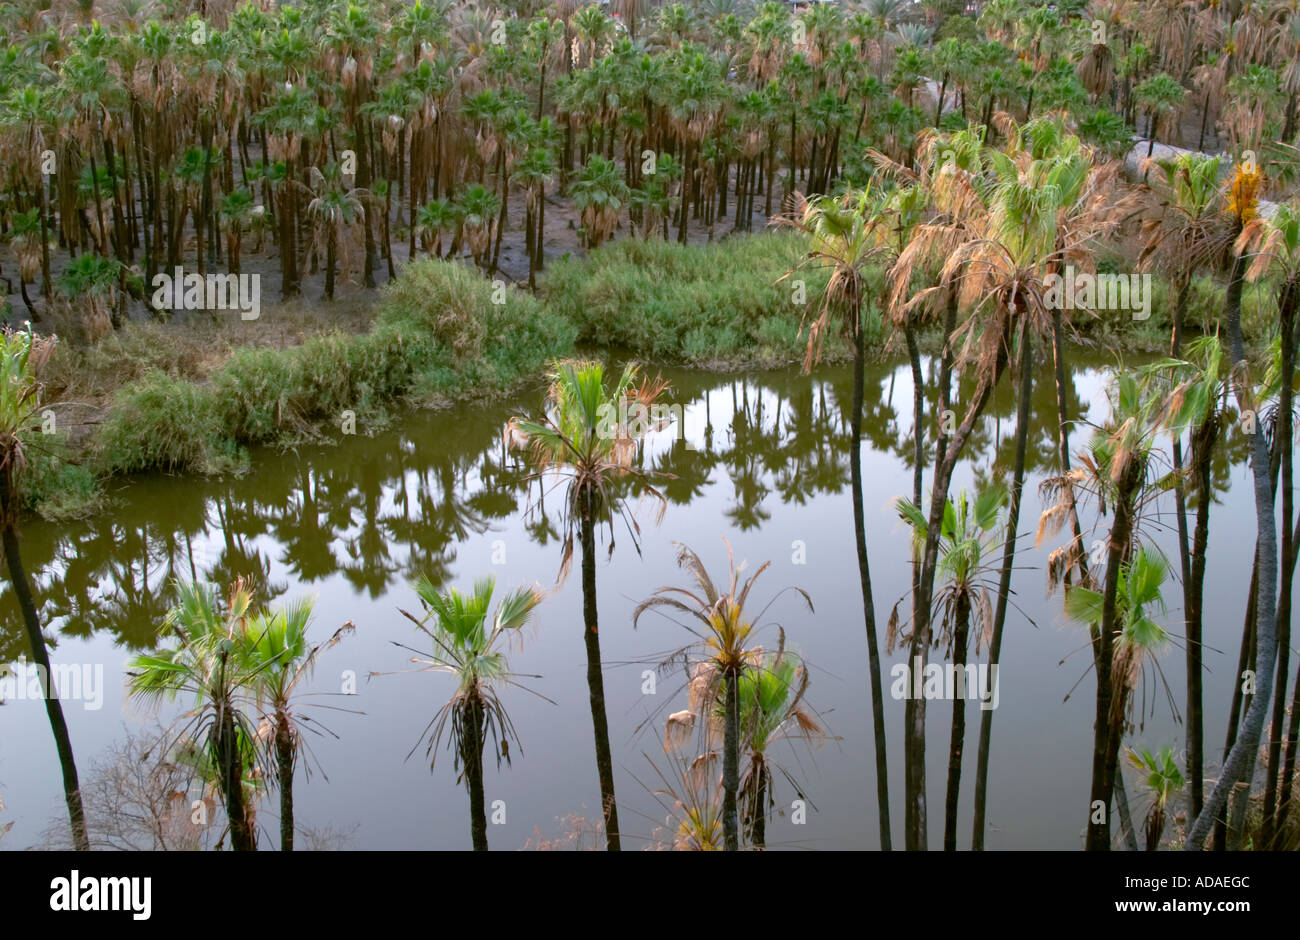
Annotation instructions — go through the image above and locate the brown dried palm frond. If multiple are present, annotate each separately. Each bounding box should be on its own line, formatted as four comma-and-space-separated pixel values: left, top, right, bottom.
1078, 40, 1114, 100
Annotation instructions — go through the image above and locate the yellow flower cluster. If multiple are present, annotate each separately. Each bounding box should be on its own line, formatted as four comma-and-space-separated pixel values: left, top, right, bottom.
1227, 163, 1262, 225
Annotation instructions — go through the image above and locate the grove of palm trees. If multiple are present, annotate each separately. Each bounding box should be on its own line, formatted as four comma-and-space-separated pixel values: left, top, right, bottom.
1, 0, 1299, 888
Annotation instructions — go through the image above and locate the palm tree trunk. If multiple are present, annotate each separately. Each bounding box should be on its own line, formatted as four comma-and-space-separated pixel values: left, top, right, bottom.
1170, 276, 1204, 820
943, 591, 971, 851
1115, 764, 1139, 850
1215, 547, 1259, 850
1186, 247, 1281, 850
1186, 408, 1216, 820
1085, 463, 1141, 851
19, 279, 36, 319
1276, 545, 1300, 836
972, 330, 1032, 849
0, 477, 89, 851
580, 490, 620, 850
464, 697, 488, 851
749, 762, 768, 849
901, 320, 925, 850
1262, 279, 1297, 847
723, 666, 740, 851
850, 314, 892, 850
906, 322, 924, 518
908, 359, 1005, 850
324, 227, 337, 300
277, 714, 294, 851
537, 190, 547, 273
217, 700, 254, 851
38, 177, 52, 300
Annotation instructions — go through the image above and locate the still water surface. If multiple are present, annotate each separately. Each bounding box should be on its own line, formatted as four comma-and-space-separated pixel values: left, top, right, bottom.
0, 353, 1262, 849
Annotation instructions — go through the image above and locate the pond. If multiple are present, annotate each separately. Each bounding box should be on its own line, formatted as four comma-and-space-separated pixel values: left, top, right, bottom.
0, 352, 1262, 849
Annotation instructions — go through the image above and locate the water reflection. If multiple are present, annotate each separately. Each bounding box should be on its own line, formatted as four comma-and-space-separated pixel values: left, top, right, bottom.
0, 353, 1248, 662
1, 352, 1260, 850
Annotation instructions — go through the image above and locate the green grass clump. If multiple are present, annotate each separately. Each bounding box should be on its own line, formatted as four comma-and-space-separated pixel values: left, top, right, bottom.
96, 372, 241, 475
210, 346, 302, 444
540, 232, 838, 365
376, 258, 576, 399
19, 438, 104, 520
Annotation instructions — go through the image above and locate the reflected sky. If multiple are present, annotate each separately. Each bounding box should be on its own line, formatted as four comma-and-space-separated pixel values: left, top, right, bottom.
0, 353, 1265, 849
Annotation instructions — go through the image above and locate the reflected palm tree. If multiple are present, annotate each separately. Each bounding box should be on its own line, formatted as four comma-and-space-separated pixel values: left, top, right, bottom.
273, 466, 343, 583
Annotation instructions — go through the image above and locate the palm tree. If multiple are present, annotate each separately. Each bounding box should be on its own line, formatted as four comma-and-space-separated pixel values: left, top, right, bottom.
127, 579, 262, 851
399, 575, 543, 851
958, 117, 1132, 849
242, 598, 355, 851
454, 183, 500, 269
644, 742, 724, 850
896, 485, 1006, 851
889, 117, 1114, 850
0, 327, 87, 850
1235, 198, 1300, 849
1045, 370, 1165, 850
571, 154, 628, 249
415, 198, 457, 259
733, 646, 824, 848
307, 164, 369, 301
3, 209, 43, 319
0, 85, 56, 301
1147, 334, 1228, 824
1134, 73, 1187, 157
775, 187, 893, 850
57, 253, 121, 337
1066, 544, 1173, 850
1186, 162, 1280, 851
510, 359, 670, 851
635, 540, 813, 851
514, 146, 556, 288
219, 189, 256, 277
1125, 745, 1185, 851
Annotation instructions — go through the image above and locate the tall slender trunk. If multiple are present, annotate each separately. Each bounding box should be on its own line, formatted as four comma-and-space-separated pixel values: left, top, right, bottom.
1170, 276, 1204, 819
1186, 404, 1216, 821
1, 478, 89, 851
580, 490, 620, 850
38, 172, 52, 300
972, 330, 1032, 849
749, 762, 768, 849
1085, 461, 1142, 851
850, 314, 892, 850
277, 713, 294, 851
1276, 516, 1300, 836
906, 323, 924, 519
943, 591, 971, 851
1186, 247, 1280, 850
464, 697, 488, 851
1215, 548, 1259, 850
1262, 279, 1297, 846
907, 357, 1006, 850
723, 667, 740, 851
217, 696, 254, 851
324, 227, 337, 300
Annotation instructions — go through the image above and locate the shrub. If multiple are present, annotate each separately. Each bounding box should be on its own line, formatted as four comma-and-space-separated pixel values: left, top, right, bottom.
377, 259, 490, 362
19, 442, 103, 521
96, 372, 237, 475
539, 232, 837, 365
